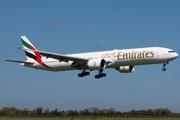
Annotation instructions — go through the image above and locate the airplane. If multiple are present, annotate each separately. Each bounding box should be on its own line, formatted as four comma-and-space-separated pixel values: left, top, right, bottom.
4, 36, 178, 79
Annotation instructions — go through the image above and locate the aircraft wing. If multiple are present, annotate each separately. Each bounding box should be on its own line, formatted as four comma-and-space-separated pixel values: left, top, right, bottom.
3, 59, 34, 64
35, 50, 88, 62
15, 47, 89, 63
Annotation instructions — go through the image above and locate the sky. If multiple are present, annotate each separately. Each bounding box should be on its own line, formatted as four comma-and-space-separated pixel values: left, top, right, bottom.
0, 0, 180, 113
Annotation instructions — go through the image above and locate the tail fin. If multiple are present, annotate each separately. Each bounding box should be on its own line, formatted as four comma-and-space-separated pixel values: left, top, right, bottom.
21, 36, 42, 62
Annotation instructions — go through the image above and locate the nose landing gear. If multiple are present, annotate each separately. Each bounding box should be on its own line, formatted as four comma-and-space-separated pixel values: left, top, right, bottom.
162, 62, 169, 71
162, 68, 166, 71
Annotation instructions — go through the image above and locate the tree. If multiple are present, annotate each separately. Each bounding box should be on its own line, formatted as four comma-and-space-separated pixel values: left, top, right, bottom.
50, 108, 59, 115
153, 108, 163, 116
10, 107, 17, 111
128, 109, 139, 116
23, 108, 29, 115
73, 110, 79, 116
98, 109, 106, 115
89, 107, 99, 115
68, 110, 74, 116
67, 110, 79, 116
7, 107, 18, 115
44, 108, 50, 115
147, 109, 153, 116
107, 108, 115, 115
0, 107, 11, 115
80, 108, 90, 116
161, 108, 172, 116
115, 111, 123, 115
36, 107, 44, 115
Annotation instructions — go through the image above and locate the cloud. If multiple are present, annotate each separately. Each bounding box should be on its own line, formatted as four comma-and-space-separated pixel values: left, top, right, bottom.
40, 22, 58, 29
40, 20, 75, 29
58, 20, 74, 26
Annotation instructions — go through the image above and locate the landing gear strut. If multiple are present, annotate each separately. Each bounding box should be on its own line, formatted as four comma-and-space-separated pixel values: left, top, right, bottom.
78, 70, 90, 77
162, 62, 169, 71
95, 70, 106, 79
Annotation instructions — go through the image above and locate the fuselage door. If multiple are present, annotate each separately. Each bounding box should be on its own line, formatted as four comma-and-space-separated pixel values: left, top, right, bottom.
155, 50, 160, 58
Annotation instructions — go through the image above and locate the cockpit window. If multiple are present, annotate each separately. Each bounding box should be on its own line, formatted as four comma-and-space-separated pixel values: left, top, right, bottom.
168, 51, 175, 53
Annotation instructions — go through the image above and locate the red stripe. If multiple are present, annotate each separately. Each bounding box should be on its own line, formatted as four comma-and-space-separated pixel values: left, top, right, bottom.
30, 45, 52, 69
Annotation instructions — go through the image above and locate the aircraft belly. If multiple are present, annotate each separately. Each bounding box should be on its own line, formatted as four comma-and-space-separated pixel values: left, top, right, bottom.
46, 61, 75, 71
22, 61, 75, 71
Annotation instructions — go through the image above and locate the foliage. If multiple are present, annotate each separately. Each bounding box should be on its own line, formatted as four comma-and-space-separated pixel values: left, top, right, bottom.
0, 106, 178, 117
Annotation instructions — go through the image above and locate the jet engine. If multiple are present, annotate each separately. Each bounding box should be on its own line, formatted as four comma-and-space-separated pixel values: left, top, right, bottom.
87, 59, 106, 70
116, 66, 135, 73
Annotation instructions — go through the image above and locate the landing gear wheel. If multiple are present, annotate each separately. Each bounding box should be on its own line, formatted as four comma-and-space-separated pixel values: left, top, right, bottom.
162, 68, 166, 71
100, 74, 103, 78
95, 75, 100, 79
78, 73, 83, 77
84, 72, 90, 75
82, 72, 86, 76
78, 71, 90, 77
95, 70, 106, 79
162, 62, 168, 72
102, 73, 106, 77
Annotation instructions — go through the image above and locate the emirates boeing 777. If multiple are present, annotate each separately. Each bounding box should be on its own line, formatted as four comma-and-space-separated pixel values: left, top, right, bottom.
4, 36, 178, 79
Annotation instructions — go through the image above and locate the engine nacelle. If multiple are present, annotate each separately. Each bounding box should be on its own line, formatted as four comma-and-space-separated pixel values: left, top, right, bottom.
87, 59, 106, 70
116, 66, 135, 73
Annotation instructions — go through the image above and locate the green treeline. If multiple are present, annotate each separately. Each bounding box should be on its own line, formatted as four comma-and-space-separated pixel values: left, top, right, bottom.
0, 107, 179, 116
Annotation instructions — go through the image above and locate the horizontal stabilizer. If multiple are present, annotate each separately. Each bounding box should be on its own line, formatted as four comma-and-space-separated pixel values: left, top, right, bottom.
3, 59, 34, 64
14, 46, 22, 49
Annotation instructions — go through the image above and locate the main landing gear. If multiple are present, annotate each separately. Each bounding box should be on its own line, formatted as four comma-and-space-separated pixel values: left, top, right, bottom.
78, 70, 106, 79
95, 70, 106, 79
162, 62, 169, 71
78, 70, 90, 77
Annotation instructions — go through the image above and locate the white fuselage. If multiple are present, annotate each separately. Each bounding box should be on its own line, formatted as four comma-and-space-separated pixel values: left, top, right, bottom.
22, 47, 178, 71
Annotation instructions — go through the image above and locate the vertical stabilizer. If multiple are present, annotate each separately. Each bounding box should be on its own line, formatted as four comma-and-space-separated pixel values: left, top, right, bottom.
20, 36, 52, 69
21, 36, 41, 62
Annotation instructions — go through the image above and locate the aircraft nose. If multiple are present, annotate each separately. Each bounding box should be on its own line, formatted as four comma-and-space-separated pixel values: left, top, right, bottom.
175, 52, 178, 58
